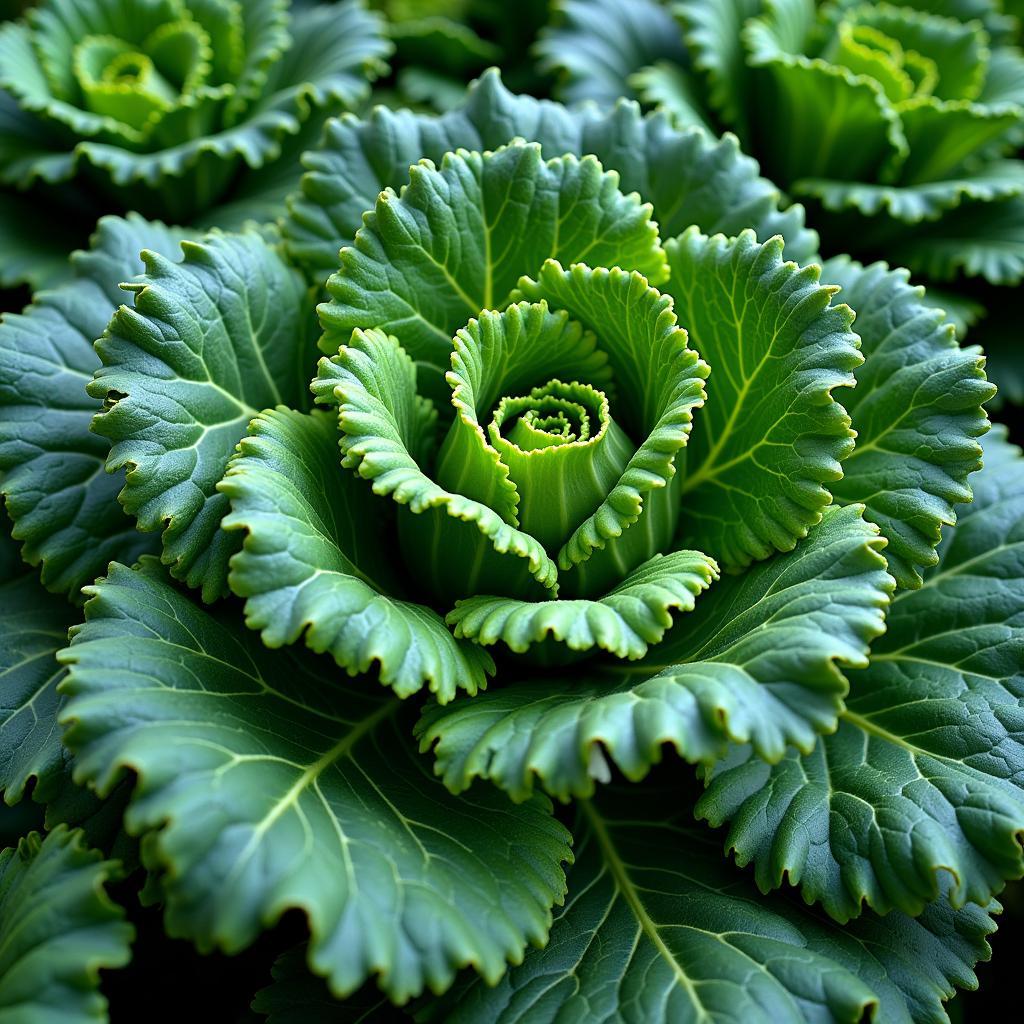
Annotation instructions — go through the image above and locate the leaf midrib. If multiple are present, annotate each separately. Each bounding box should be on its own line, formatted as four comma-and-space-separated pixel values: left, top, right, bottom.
581, 800, 713, 1023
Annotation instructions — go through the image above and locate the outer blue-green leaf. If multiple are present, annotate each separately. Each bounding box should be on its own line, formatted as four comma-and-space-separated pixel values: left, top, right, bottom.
428, 782, 995, 1024
536, 0, 690, 107
88, 230, 314, 602
824, 257, 994, 588
284, 69, 818, 281
59, 560, 572, 1005
0, 826, 132, 1024
669, 228, 860, 568
0, 570, 73, 807
419, 505, 893, 802
699, 427, 1024, 923
0, 213, 185, 599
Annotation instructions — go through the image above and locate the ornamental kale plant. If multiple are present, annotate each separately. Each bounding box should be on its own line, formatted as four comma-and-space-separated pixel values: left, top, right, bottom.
0, 0, 391, 293
537, 0, 1024, 402
368, 0, 549, 111
1, 70, 1023, 1021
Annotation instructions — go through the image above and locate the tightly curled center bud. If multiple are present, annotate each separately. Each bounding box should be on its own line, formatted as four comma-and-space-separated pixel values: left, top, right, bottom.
487, 379, 633, 551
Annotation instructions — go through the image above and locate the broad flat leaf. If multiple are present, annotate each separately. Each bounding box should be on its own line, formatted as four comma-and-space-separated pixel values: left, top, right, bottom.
667, 229, 860, 568
0, 826, 132, 1024
0, 213, 185, 599
794, 159, 1024, 223
284, 69, 818, 281
536, 0, 689, 107
419, 505, 893, 802
220, 407, 492, 701
429, 782, 995, 1024
0, 570, 73, 806
699, 428, 1024, 923
448, 550, 718, 660
88, 230, 314, 602
319, 140, 668, 367
59, 560, 572, 1005
887, 194, 1024, 285
823, 257, 993, 588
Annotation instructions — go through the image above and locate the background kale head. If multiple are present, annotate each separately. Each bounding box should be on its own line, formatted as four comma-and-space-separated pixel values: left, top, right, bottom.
537, 0, 1024, 402
0, 0, 391, 292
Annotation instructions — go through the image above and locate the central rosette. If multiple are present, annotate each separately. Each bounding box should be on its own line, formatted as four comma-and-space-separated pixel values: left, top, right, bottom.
303, 138, 730, 666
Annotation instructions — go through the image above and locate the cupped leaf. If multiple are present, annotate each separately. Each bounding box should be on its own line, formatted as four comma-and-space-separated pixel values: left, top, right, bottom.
699, 428, 1024, 923
431, 782, 995, 1024
0, 571, 73, 805
314, 326, 559, 603
892, 99, 1022, 186
58, 560, 572, 1005
516, 262, 709, 592
220, 407, 492, 701
419, 505, 893, 802
536, 0, 689, 107
318, 140, 667, 367
667, 228, 860, 569
824, 257, 994, 588
284, 68, 818, 281
434, 300, 613, 538
742, 5, 909, 185
448, 549, 718, 661
88, 229, 314, 602
0, 213, 186, 599
0, 826, 132, 1024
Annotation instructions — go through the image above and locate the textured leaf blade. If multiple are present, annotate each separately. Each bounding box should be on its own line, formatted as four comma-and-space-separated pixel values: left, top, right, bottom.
824, 257, 994, 588
0, 213, 186, 599
220, 407, 492, 700
0, 571, 74, 806
430, 781, 995, 1024
0, 826, 132, 1024
88, 230, 314, 601
668, 229, 861, 568
794, 159, 1024, 223
319, 140, 667, 367
59, 560, 572, 1004
674, 0, 760, 133
887, 194, 1024, 285
419, 505, 893, 802
283, 69, 818, 281
536, 0, 689, 107
699, 428, 1024, 922
449, 550, 718, 660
